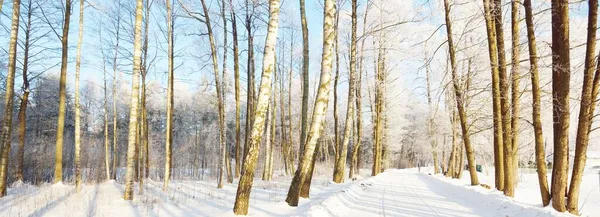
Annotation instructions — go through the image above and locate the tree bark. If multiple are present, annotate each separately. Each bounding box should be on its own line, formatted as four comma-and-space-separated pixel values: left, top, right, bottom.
567, 0, 598, 214
229, 0, 242, 179
111, 2, 122, 180
54, 0, 72, 183
0, 0, 21, 197
523, 0, 550, 206
550, 0, 570, 212
124, 0, 144, 200
233, 0, 281, 213
299, 0, 309, 158
74, 0, 85, 193
16, 0, 33, 182
333, 3, 340, 165
482, 0, 504, 191
163, 0, 174, 191
443, 0, 478, 185
333, 0, 357, 183
286, 0, 335, 206
243, 0, 256, 166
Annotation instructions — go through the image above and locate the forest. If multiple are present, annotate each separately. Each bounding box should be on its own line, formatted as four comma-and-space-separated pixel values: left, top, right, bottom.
0, 0, 599, 216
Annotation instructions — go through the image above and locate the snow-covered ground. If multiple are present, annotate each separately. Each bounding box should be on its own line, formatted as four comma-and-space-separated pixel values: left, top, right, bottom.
0, 167, 598, 217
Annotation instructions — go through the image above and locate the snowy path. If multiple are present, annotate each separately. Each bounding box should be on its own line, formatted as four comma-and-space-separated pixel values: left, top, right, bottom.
306, 170, 571, 217
1, 169, 594, 216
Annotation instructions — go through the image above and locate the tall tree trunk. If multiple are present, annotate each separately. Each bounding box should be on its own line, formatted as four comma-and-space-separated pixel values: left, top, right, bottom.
523, 0, 550, 206
112, 3, 122, 180
140, 0, 151, 183
164, 0, 174, 191
279, 55, 289, 175
287, 38, 295, 174
333, 0, 356, 183
243, 0, 256, 165
446, 109, 458, 178
16, 0, 33, 182
285, 0, 335, 206
54, 0, 72, 183
350, 4, 369, 179
567, 0, 598, 214
333, 3, 340, 165
104, 57, 110, 180
299, 0, 309, 158
123, 0, 144, 200
506, 0, 521, 197
74, 0, 85, 193
425, 52, 439, 174
229, 0, 242, 179
443, 0, 478, 185
491, 0, 514, 195
220, 0, 233, 184
199, 0, 227, 189
550, 0, 570, 212
262, 94, 272, 181
233, 0, 281, 213
0, 0, 21, 197
482, 0, 504, 191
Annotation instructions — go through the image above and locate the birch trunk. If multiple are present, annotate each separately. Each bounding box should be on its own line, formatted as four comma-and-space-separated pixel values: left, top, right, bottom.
285, 0, 335, 206
243, 0, 256, 165
123, 0, 144, 200
333, 0, 356, 183
233, 0, 281, 213
0, 0, 21, 197
164, 0, 174, 191
111, 2, 122, 180
74, 0, 85, 193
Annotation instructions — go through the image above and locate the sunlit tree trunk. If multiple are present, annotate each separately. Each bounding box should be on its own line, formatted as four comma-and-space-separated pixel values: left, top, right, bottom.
286, 0, 335, 206
443, 0, 478, 185
333, 0, 356, 183
220, 0, 233, 184
199, 0, 227, 189
16, 0, 33, 182
111, 2, 122, 180
233, 0, 281, 213
262, 92, 273, 181
491, 0, 514, 195
163, 0, 174, 191
54, 0, 72, 183
74, 0, 85, 193
229, 0, 242, 178
482, 0, 504, 191
549, 0, 570, 212
425, 52, 438, 174
299, 0, 309, 158
243, 0, 256, 165
567, 0, 598, 214
123, 0, 144, 201
523, 0, 550, 206
140, 0, 151, 184
333, 3, 340, 165
0, 0, 21, 197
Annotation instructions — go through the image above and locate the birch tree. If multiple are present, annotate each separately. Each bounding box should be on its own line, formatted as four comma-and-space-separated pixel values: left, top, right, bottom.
0, 0, 21, 197
286, 0, 335, 206
164, 0, 174, 191
333, 0, 356, 183
123, 0, 144, 200
233, 0, 281, 214
74, 0, 85, 193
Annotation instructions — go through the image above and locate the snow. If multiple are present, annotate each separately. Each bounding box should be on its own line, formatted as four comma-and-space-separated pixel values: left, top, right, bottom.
0, 168, 598, 217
